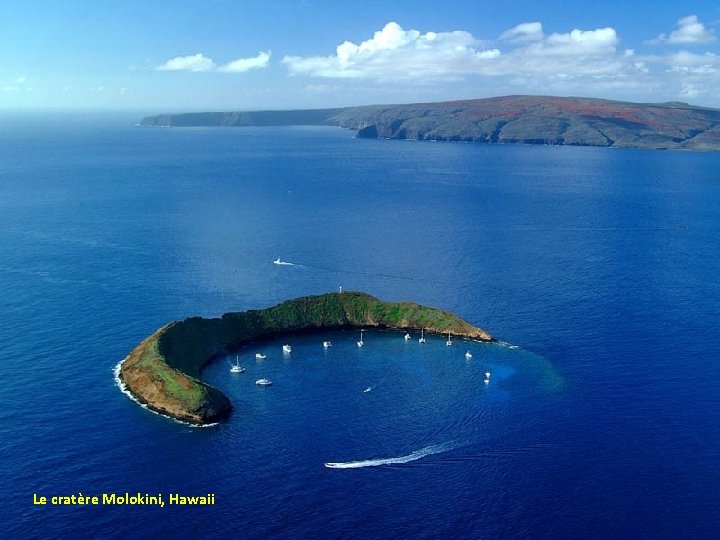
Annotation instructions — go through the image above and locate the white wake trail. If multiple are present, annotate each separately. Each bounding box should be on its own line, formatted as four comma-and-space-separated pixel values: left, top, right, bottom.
324, 442, 456, 469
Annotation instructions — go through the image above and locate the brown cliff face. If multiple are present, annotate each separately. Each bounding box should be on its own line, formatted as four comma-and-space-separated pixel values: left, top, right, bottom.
118, 292, 493, 425
332, 96, 720, 150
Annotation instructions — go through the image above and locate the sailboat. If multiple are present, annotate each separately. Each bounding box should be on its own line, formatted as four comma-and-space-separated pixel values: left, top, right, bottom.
418, 328, 426, 344
446, 332, 453, 346
357, 329, 364, 347
404, 332, 411, 341
230, 356, 245, 373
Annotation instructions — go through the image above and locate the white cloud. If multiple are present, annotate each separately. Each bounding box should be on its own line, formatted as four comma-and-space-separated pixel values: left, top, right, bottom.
283, 21, 622, 82
304, 83, 341, 93
652, 15, 716, 44
218, 51, 271, 73
283, 22, 500, 80
500, 22, 543, 42
680, 83, 699, 98
525, 27, 618, 56
157, 53, 216, 72
157, 51, 271, 73
281, 20, 720, 105
666, 51, 718, 73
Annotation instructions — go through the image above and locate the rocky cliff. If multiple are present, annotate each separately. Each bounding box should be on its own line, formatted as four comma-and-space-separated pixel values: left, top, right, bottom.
330, 95, 720, 151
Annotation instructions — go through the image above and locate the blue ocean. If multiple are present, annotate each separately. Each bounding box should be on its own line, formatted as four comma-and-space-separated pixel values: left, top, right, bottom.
1, 113, 719, 538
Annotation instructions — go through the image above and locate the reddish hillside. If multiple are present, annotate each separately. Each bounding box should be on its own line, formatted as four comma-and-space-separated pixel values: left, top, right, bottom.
330, 95, 720, 151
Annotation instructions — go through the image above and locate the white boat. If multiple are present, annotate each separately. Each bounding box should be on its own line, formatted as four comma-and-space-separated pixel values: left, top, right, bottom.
282, 344, 291, 354
273, 257, 282, 265
484, 372, 491, 384
323, 341, 332, 348
363, 387, 372, 393
255, 353, 266, 360
465, 351, 472, 359
256, 378, 273, 386
404, 332, 411, 341
230, 356, 245, 373
446, 332, 453, 346
419, 328, 426, 344
357, 329, 364, 347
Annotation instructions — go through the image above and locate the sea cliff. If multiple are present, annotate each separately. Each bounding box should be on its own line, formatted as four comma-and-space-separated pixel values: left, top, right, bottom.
118, 292, 493, 425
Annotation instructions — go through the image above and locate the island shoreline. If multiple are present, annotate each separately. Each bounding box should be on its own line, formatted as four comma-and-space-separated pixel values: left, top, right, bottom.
117, 292, 493, 426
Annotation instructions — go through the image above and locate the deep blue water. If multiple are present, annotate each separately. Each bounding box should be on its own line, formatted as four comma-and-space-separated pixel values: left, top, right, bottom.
1, 113, 719, 538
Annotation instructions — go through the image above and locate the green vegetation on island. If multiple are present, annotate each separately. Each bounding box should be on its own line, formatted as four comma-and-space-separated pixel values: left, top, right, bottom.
118, 292, 493, 425
139, 95, 720, 151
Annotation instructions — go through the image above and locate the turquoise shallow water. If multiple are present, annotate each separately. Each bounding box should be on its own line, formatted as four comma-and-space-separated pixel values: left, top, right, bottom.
1, 114, 719, 538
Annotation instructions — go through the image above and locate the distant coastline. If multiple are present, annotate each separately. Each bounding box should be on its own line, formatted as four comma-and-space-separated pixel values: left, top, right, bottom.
117, 292, 493, 426
139, 95, 720, 152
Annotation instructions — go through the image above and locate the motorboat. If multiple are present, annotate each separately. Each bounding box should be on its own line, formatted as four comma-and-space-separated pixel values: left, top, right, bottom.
484, 372, 491, 383
465, 351, 472, 359
404, 332, 411, 341
323, 341, 332, 348
273, 258, 282, 265
256, 378, 273, 386
255, 353, 266, 360
282, 344, 291, 354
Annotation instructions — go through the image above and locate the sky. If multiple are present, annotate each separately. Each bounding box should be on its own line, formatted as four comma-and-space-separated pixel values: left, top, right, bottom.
1, 0, 720, 111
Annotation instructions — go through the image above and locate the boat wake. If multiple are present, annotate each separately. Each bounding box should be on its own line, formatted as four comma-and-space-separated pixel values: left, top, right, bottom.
324, 442, 457, 469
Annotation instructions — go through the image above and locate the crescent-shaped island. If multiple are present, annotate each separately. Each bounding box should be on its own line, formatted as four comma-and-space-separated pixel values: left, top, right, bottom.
117, 291, 493, 425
